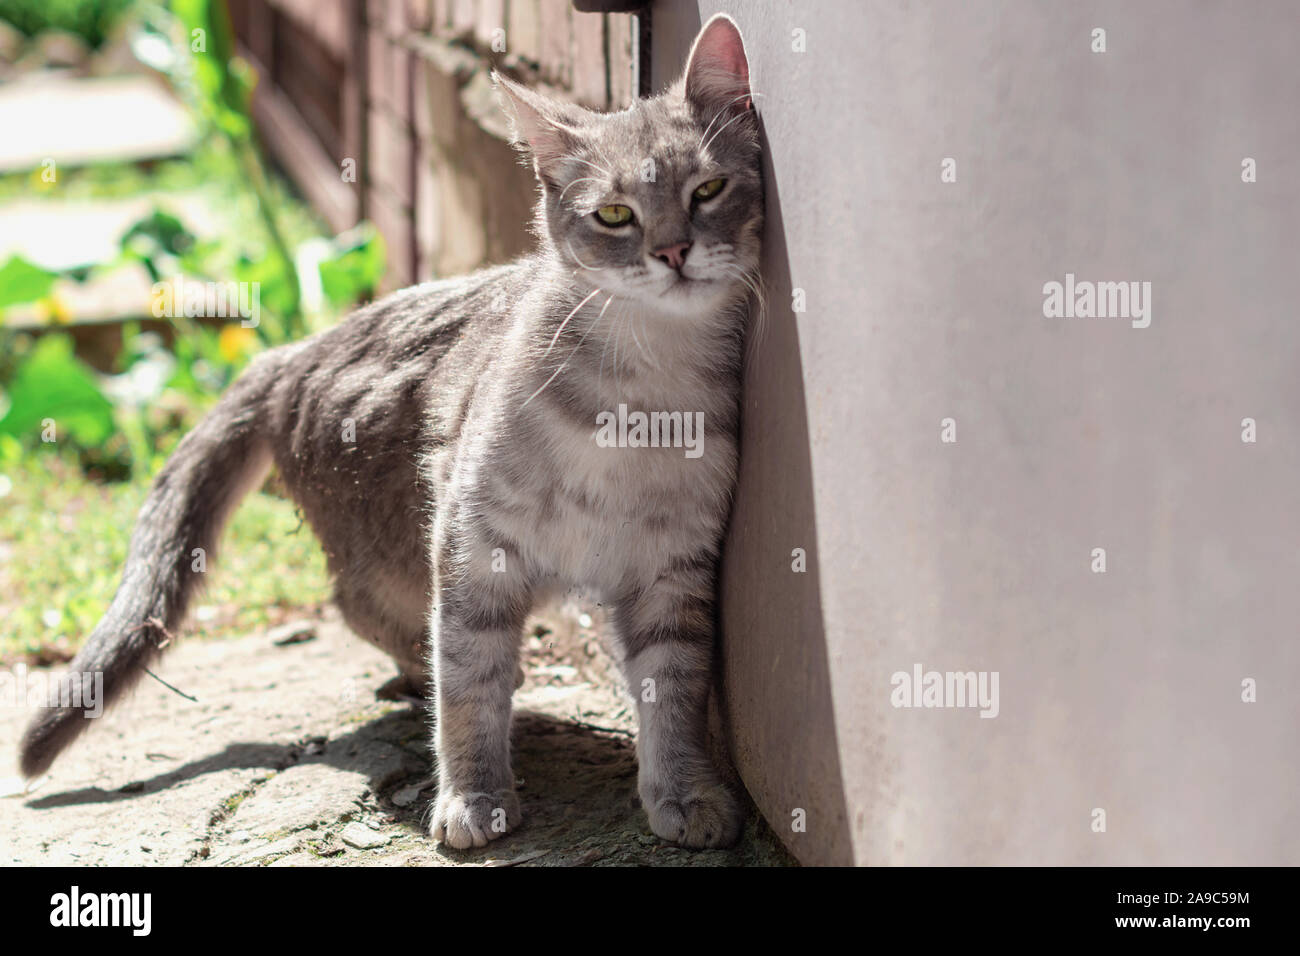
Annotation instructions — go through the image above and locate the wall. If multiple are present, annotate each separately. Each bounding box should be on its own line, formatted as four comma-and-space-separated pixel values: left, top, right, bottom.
653, 0, 1300, 865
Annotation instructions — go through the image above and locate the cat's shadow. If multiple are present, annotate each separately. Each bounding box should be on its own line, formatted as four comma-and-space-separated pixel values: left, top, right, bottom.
24, 706, 652, 855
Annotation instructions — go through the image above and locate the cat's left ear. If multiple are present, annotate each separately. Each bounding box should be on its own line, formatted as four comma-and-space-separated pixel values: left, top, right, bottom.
684, 14, 753, 116
493, 72, 584, 184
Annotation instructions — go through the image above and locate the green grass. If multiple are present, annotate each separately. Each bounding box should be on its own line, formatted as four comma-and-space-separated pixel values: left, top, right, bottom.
0, 449, 331, 665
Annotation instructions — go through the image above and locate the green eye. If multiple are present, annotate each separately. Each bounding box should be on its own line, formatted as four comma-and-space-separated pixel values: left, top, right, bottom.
693, 178, 726, 201
595, 204, 634, 226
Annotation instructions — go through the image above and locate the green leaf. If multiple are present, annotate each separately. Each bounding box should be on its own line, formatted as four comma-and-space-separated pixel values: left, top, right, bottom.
319, 224, 387, 308
235, 254, 297, 337
119, 208, 196, 260
119, 208, 199, 286
173, 0, 254, 119
0, 432, 21, 465
0, 255, 58, 309
0, 335, 115, 447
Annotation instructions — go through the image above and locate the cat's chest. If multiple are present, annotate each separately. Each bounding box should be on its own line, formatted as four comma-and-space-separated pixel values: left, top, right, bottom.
487, 409, 737, 587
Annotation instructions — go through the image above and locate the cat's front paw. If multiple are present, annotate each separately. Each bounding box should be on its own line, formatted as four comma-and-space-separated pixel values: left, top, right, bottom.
644, 779, 742, 849
428, 788, 521, 849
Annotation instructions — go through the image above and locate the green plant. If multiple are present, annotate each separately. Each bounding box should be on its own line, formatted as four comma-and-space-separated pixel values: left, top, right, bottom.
0, 0, 136, 48
319, 224, 388, 309
0, 334, 115, 447
0, 0, 386, 481
0, 256, 57, 308
165, 0, 304, 334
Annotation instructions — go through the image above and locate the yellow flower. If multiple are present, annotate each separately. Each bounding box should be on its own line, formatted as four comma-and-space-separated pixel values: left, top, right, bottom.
218, 324, 256, 363
38, 295, 71, 324
30, 166, 57, 192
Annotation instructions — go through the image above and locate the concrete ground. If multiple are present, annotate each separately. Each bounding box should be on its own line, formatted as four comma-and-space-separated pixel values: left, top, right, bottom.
0, 607, 794, 867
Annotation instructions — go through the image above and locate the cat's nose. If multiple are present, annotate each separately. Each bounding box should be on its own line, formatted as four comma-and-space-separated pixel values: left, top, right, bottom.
652, 241, 692, 271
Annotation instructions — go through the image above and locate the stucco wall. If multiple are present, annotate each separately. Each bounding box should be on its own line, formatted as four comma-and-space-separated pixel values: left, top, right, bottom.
653, 0, 1300, 865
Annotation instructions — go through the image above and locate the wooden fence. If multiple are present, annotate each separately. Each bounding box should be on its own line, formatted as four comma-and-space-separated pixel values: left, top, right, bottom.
229, 0, 640, 289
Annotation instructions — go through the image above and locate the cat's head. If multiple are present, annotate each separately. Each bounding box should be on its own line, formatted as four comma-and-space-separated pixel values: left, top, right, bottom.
495, 14, 762, 318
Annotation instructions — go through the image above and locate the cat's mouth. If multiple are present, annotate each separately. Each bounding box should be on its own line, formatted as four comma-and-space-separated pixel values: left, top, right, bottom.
666, 272, 708, 291
660, 275, 708, 300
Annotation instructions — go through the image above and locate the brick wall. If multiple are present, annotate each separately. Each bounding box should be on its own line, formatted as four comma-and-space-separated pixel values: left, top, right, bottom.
231, 0, 639, 290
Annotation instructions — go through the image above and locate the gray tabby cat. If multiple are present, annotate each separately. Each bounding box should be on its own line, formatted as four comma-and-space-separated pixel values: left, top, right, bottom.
19, 13, 761, 849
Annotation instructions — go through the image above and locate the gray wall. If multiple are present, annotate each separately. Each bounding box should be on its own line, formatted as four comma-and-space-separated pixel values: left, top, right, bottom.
653, 0, 1300, 865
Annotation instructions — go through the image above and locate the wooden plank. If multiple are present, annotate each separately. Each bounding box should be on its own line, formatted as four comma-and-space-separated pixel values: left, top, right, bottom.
367, 108, 413, 208
507, 0, 541, 66
246, 47, 359, 234
570, 9, 607, 108
475, 0, 506, 54
368, 187, 414, 289
537, 0, 572, 87
607, 13, 635, 108
265, 0, 349, 59
273, 15, 345, 156
0, 74, 195, 173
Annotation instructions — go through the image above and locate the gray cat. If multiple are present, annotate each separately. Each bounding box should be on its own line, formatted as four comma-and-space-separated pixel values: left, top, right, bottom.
20, 13, 761, 850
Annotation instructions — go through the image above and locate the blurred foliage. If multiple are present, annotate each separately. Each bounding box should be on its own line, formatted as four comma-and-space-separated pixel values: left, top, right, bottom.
0, 0, 136, 48
0, 0, 386, 479
0, 255, 57, 308
165, 0, 302, 327
0, 0, 387, 658
0, 335, 115, 446
319, 224, 388, 309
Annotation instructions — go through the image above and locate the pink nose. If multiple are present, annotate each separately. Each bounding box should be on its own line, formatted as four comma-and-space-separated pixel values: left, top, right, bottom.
652, 241, 692, 271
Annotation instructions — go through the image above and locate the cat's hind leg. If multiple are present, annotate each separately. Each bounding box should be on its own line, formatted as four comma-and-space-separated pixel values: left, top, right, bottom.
332, 572, 430, 701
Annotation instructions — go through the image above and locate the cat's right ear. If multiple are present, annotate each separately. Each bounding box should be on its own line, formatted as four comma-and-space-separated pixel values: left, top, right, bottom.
493, 73, 582, 185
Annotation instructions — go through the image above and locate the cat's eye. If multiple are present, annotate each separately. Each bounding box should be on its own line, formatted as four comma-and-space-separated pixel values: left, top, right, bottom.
595, 204, 634, 226
693, 178, 726, 201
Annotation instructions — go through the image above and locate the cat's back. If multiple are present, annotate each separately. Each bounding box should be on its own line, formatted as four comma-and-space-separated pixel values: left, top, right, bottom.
264, 259, 534, 485
319, 259, 530, 367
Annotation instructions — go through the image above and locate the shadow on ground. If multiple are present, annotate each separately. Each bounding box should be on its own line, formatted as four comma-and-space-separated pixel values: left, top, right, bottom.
27, 707, 789, 866
2, 608, 795, 867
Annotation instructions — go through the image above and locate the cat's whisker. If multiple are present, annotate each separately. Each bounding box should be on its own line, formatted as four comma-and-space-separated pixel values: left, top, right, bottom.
627, 308, 654, 367
636, 311, 663, 371
538, 287, 603, 361
565, 238, 602, 273
716, 264, 768, 367
523, 290, 610, 407
560, 155, 614, 179
697, 91, 764, 149
700, 107, 753, 156
597, 298, 621, 395
612, 302, 631, 398
557, 175, 609, 207
595, 299, 626, 392
721, 265, 766, 314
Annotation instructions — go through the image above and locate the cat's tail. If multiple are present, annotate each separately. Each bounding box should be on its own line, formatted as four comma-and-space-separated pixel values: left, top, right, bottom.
18, 348, 289, 778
